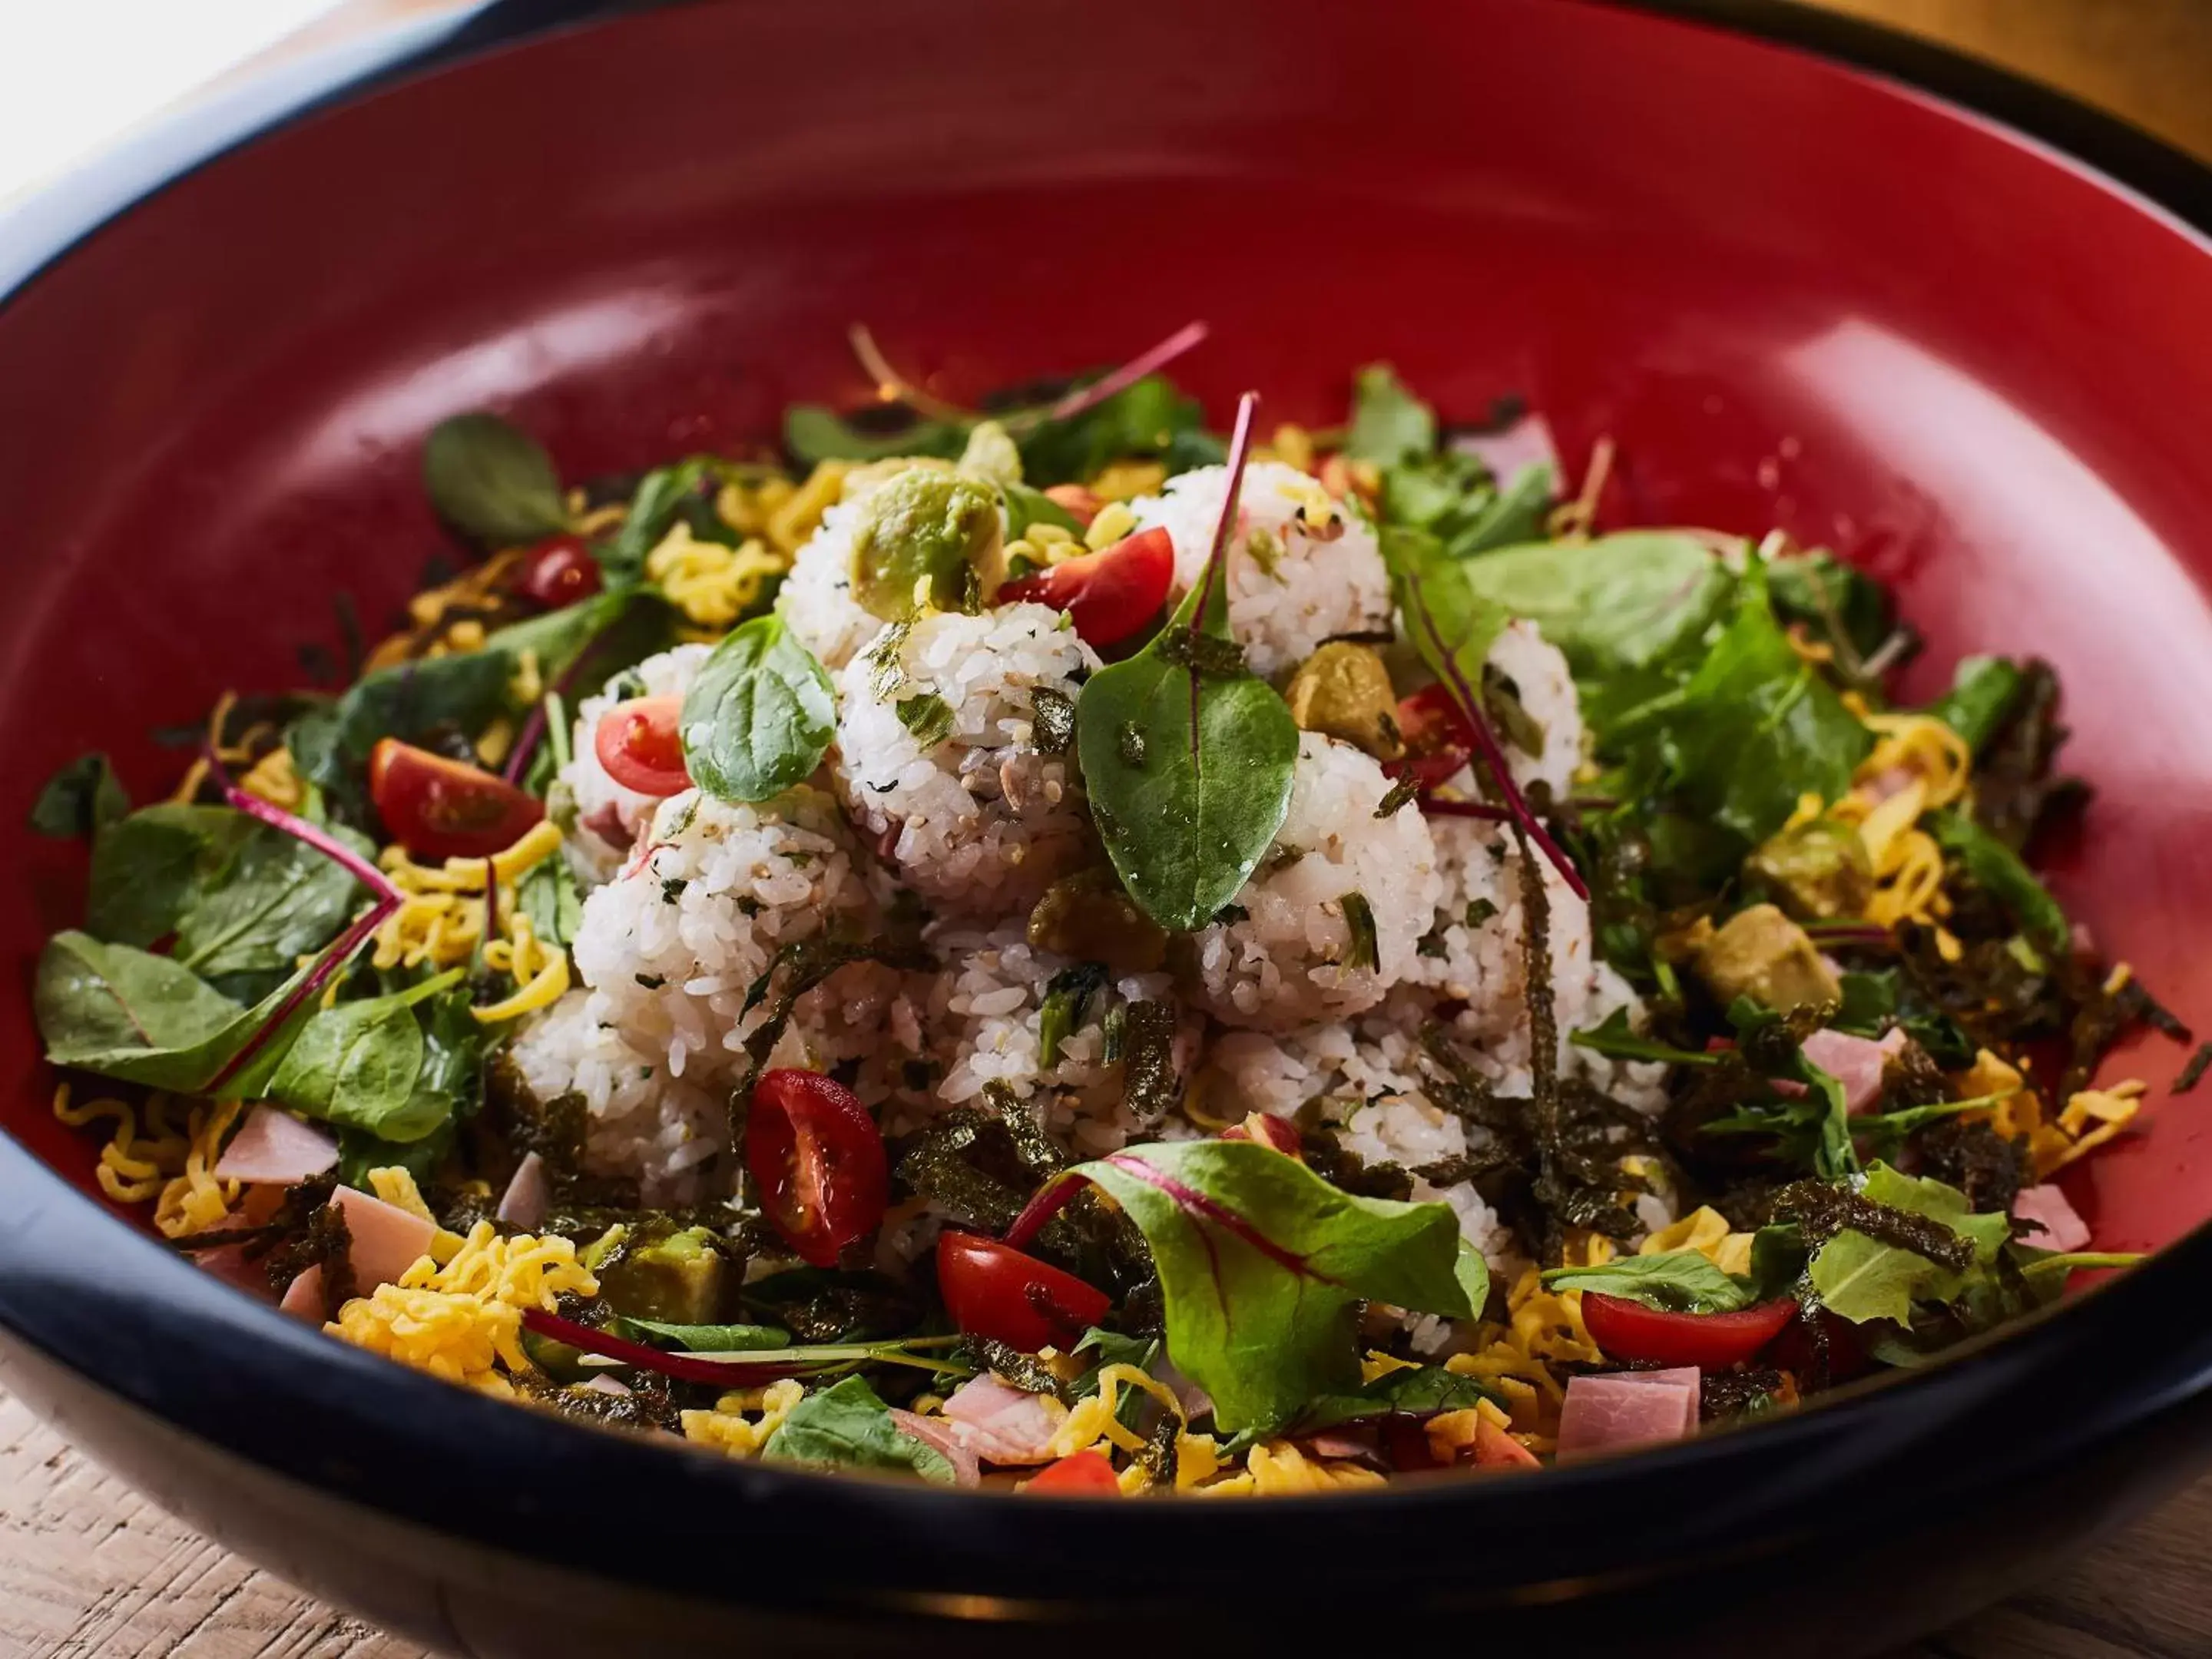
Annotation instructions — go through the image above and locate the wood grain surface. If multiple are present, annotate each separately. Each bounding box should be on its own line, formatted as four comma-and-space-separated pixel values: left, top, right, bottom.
9, 1, 2211, 1655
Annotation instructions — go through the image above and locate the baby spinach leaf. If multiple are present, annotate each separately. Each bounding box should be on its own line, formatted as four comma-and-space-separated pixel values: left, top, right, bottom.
1017, 373, 1207, 487
1541, 1249, 1757, 1313
290, 651, 515, 817
422, 412, 568, 545
173, 820, 372, 985
1292, 1366, 1498, 1434
783, 405, 968, 469
1922, 656, 2022, 756
84, 805, 248, 946
486, 585, 677, 688
601, 458, 752, 578
1445, 532, 1733, 684
1057, 1139, 1475, 1435
1807, 1164, 2011, 1325
1076, 399, 1297, 932
1930, 808, 2069, 952
1767, 550, 1893, 664
762, 1375, 959, 1482
679, 614, 837, 803
268, 971, 464, 1143
614, 1317, 793, 1352
31, 753, 128, 841
34, 932, 323, 1098
337, 1119, 453, 1190
1345, 364, 1436, 465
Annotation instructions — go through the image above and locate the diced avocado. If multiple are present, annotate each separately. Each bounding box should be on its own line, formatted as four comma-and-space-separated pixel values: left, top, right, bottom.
1028, 867, 1169, 976
849, 469, 1005, 621
594, 1225, 727, 1324
1694, 902, 1842, 1014
1283, 642, 1402, 758
956, 420, 1023, 488
1746, 818, 1873, 920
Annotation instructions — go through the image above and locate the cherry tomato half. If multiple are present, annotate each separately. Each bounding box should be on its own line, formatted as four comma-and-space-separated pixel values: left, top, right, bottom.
368, 738, 545, 860
998, 525, 1174, 648
1392, 684, 1476, 791
746, 1070, 889, 1268
1022, 1449, 1121, 1495
514, 534, 603, 611
594, 695, 691, 798
935, 1232, 1111, 1353
1579, 1292, 1797, 1369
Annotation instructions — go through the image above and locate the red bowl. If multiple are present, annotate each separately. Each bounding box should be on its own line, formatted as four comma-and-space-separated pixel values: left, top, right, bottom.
4, 2, 2211, 1653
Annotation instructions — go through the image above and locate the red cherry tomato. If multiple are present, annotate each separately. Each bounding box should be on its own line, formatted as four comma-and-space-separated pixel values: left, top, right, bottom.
1392, 684, 1475, 790
594, 695, 691, 797
998, 525, 1174, 648
745, 1070, 889, 1268
1023, 1449, 1121, 1495
514, 534, 602, 610
935, 1232, 1111, 1353
1579, 1292, 1797, 1369
368, 738, 545, 859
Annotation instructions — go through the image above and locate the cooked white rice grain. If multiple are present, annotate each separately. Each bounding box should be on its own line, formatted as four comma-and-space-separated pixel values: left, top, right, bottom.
833, 604, 1096, 916
1131, 461, 1392, 682
561, 643, 712, 879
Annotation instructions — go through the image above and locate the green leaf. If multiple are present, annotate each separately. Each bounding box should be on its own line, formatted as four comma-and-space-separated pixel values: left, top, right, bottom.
678, 614, 837, 804
1075, 503, 1298, 933
1767, 551, 1894, 663
783, 406, 968, 469
1444, 532, 1734, 683
337, 1118, 453, 1189
1064, 1140, 1475, 1435
84, 805, 248, 946
1004, 482, 1084, 541
615, 1317, 794, 1352
516, 857, 584, 949
1541, 1249, 1757, 1313
762, 1375, 959, 1482
1929, 808, 2069, 952
1569, 1007, 1722, 1068
172, 820, 371, 985
422, 412, 568, 545
601, 459, 750, 578
485, 586, 678, 690
1016, 374, 1207, 487
34, 932, 325, 1098
289, 650, 515, 817
1344, 364, 1436, 465
31, 753, 128, 841
1808, 1164, 2012, 1325
1922, 655, 2022, 756
268, 972, 464, 1143
1382, 528, 1512, 718
1293, 1365, 1498, 1435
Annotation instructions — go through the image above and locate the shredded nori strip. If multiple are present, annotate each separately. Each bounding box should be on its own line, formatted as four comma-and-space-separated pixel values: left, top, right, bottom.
1031, 687, 1077, 755
972, 1336, 1066, 1398
1134, 1410, 1181, 1491
262, 1197, 357, 1316
1699, 1367, 1789, 1422
1121, 1000, 1181, 1126
1341, 892, 1379, 972
1915, 1119, 2028, 1216
1374, 777, 1421, 820
2176, 1042, 2212, 1095
1302, 1129, 1416, 1203
980, 1081, 1068, 1177
1152, 628, 1248, 677
1038, 963, 1111, 1068
1770, 1178, 1977, 1271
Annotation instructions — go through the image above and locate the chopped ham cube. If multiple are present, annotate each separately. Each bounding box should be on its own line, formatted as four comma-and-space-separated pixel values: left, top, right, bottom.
1556, 1370, 1701, 1461
2012, 1184, 2091, 1253
939, 1375, 1065, 1465
1798, 1027, 1909, 1115
212, 1105, 337, 1185
280, 1267, 326, 1323
495, 1152, 550, 1231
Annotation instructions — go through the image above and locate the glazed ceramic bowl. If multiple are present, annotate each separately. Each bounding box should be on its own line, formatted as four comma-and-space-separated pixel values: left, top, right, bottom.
5, 2, 2212, 1653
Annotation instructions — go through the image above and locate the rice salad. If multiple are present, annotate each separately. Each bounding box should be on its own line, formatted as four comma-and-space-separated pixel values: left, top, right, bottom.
35, 332, 2175, 1495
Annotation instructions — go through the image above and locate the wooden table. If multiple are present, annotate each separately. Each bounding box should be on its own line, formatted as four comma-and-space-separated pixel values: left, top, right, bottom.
11, 2, 2212, 1654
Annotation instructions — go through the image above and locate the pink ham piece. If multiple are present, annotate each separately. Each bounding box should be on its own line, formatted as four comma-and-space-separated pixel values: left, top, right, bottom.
1773, 1027, 1909, 1115
280, 1267, 326, 1323
212, 1105, 338, 1185
331, 1187, 438, 1290
495, 1152, 550, 1231
939, 1375, 1065, 1466
2012, 1184, 2091, 1253
198, 1243, 278, 1302
889, 1409, 982, 1488
1556, 1368, 1701, 1462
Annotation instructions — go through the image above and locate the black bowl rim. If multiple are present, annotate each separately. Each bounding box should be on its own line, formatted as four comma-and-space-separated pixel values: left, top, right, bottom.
3, 0, 2211, 1621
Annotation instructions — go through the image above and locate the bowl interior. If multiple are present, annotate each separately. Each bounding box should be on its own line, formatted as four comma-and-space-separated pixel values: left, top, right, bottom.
4, 0, 2210, 1261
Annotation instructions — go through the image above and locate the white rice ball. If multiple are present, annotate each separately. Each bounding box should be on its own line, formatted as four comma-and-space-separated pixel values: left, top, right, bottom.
833, 604, 1096, 916
504, 988, 727, 1205
559, 643, 712, 879
1130, 461, 1392, 682
1184, 733, 1442, 1032
1425, 619, 1584, 800
567, 785, 889, 1095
